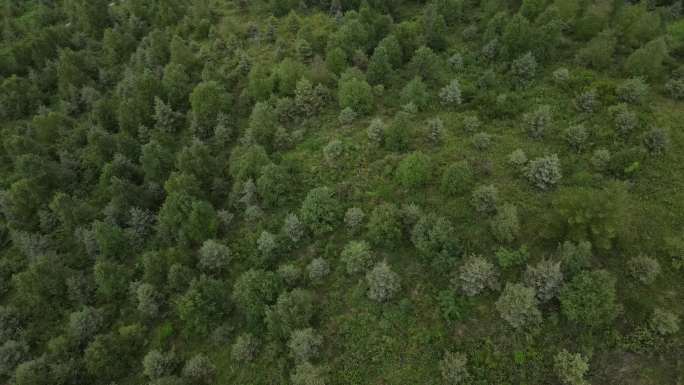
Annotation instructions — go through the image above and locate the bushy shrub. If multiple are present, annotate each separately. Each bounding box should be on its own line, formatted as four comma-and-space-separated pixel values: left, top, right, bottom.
591, 148, 611, 171
627, 255, 660, 284
338, 76, 373, 115
411, 214, 460, 263
643, 127, 670, 155
650, 308, 680, 336
495, 282, 541, 329
257, 231, 277, 261
288, 328, 322, 363
307, 258, 330, 283
472, 132, 492, 151
524, 105, 552, 139
665, 77, 684, 100
608, 103, 638, 136
495, 246, 529, 269
291, 362, 326, 385
525, 260, 563, 302
266, 289, 315, 338
136, 283, 160, 318
507, 149, 528, 169
511, 52, 537, 87
300, 187, 340, 235
560, 269, 617, 327
575, 89, 599, 113
616, 77, 649, 104
182, 354, 216, 385
559, 240, 592, 275
471, 185, 499, 214
344, 207, 365, 234
427, 117, 444, 145
553, 349, 589, 385
367, 203, 402, 249
323, 139, 345, 166
340, 240, 374, 274
367, 118, 385, 146
489, 204, 520, 243
282, 213, 304, 243
455, 255, 499, 296
524, 154, 562, 190
396, 152, 431, 188
448, 53, 464, 71
0, 340, 28, 377
462, 115, 481, 132
553, 67, 570, 84
440, 79, 462, 106
143, 349, 176, 379
338, 107, 357, 125
231, 333, 259, 362
564, 124, 589, 152
400, 77, 429, 111
366, 261, 401, 302
576, 29, 616, 70
440, 351, 469, 385
441, 162, 474, 196
68, 306, 104, 344
198, 240, 231, 273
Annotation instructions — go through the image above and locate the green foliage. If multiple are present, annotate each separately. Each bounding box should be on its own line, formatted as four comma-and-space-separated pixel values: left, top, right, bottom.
456, 256, 499, 296
190, 81, 230, 139
396, 152, 431, 188
288, 328, 323, 363
176, 276, 229, 336
440, 351, 469, 384
366, 261, 401, 302
338, 74, 373, 115
524, 154, 562, 190
495, 282, 541, 329
300, 187, 340, 236
553, 350, 589, 385
400, 76, 429, 110
624, 37, 669, 80
367, 203, 402, 249
340, 240, 374, 274
550, 183, 628, 250
266, 289, 315, 338
489, 204, 520, 243
441, 162, 474, 196
232, 269, 280, 325
560, 270, 618, 328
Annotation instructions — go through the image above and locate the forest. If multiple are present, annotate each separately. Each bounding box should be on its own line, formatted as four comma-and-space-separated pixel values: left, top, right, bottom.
0, 0, 683, 384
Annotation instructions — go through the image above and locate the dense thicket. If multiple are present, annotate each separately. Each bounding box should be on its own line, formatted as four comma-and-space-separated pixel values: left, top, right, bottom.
0, 0, 683, 384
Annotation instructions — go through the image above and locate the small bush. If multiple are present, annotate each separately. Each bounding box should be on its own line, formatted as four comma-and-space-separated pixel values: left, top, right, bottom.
564, 124, 589, 152
489, 204, 520, 243
441, 162, 474, 196
650, 308, 680, 336
627, 255, 661, 284
524, 154, 562, 190
524, 105, 552, 139
616, 77, 649, 104
366, 261, 401, 302
340, 240, 374, 275
575, 89, 599, 113
344, 207, 365, 234
495, 282, 541, 329
288, 328, 322, 363
643, 127, 670, 155
495, 246, 529, 269
507, 149, 528, 169
231, 333, 259, 362
307, 258, 330, 283
400, 77, 430, 111
472, 132, 492, 151
525, 260, 563, 302
608, 103, 638, 136
440, 351, 469, 385
367, 118, 385, 145
396, 152, 431, 188
511, 52, 537, 87
471, 185, 499, 214
455, 255, 499, 296
553, 349, 589, 385
440, 79, 463, 106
